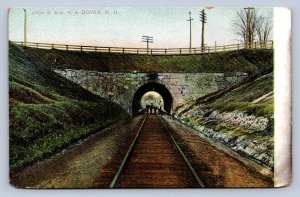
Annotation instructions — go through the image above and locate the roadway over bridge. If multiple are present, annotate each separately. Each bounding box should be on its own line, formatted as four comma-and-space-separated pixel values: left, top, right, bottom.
54, 69, 248, 115
12, 40, 274, 74
13, 41, 273, 55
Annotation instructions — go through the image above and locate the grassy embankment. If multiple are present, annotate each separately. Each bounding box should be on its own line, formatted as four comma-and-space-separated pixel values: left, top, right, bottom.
176, 72, 274, 145
23, 46, 273, 73
9, 43, 129, 171
205, 73, 273, 117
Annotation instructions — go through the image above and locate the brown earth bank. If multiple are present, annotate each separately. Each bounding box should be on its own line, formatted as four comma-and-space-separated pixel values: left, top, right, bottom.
162, 115, 273, 188
10, 116, 144, 188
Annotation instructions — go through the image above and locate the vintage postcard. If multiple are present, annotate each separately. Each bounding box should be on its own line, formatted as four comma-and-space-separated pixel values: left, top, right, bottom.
8, 7, 291, 188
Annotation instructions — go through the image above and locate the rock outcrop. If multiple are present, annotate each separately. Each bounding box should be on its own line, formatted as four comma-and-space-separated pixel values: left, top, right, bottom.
174, 106, 274, 169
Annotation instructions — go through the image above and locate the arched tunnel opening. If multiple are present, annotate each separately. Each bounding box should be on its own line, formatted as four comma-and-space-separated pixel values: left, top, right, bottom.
132, 82, 173, 116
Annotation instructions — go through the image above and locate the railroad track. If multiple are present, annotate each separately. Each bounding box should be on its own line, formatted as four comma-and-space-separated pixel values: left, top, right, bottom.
109, 114, 205, 188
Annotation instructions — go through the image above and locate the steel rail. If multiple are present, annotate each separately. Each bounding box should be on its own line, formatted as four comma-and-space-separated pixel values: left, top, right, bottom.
109, 115, 148, 188
158, 115, 205, 188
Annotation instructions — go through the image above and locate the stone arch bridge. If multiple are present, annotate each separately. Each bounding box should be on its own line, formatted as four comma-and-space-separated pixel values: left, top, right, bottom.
54, 69, 247, 115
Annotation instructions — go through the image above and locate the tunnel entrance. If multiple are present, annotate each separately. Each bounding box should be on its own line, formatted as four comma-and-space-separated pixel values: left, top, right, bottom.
132, 82, 173, 116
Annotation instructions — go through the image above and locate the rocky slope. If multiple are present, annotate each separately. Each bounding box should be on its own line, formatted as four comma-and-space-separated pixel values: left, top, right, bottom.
173, 73, 274, 169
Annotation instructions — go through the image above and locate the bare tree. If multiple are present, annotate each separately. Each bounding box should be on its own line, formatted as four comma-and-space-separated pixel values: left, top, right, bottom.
256, 13, 272, 47
233, 8, 272, 48
234, 8, 259, 47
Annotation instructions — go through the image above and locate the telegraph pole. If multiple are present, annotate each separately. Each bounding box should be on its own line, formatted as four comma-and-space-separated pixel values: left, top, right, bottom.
142, 36, 153, 55
187, 11, 193, 53
23, 9, 28, 46
199, 9, 207, 52
244, 7, 254, 48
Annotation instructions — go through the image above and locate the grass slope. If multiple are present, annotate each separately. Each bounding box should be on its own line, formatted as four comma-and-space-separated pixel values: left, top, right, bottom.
204, 72, 273, 117
178, 72, 274, 140
22, 46, 273, 73
177, 72, 274, 118
9, 43, 129, 171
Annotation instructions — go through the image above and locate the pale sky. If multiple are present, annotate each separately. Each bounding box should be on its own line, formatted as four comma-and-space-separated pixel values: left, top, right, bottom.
9, 7, 273, 48
141, 91, 164, 108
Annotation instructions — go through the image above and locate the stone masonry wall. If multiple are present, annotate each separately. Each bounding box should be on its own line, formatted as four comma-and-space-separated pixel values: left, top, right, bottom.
54, 69, 247, 113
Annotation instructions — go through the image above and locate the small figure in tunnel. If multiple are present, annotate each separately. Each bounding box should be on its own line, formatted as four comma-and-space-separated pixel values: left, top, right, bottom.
146, 104, 150, 114
150, 104, 153, 114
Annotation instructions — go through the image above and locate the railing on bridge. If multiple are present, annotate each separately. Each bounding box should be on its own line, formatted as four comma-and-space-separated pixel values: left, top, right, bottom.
12, 40, 273, 56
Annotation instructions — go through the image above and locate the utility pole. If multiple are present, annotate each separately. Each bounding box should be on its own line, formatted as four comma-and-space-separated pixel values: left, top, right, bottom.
23, 9, 28, 46
187, 11, 193, 53
244, 7, 254, 48
199, 9, 207, 52
214, 41, 217, 52
142, 36, 153, 55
